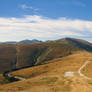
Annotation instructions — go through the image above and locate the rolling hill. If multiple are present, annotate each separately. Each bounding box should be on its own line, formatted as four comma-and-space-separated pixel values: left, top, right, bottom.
0, 38, 92, 92
0, 51, 92, 92
0, 38, 92, 73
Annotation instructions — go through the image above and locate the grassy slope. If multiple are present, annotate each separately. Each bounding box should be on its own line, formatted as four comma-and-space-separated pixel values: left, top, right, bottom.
0, 51, 92, 92
0, 44, 16, 72
82, 61, 92, 78
0, 38, 89, 73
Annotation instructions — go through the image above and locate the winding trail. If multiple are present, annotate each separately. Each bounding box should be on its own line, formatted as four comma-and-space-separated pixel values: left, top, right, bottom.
78, 61, 92, 80
8, 73, 25, 81
3, 72, 26, 82
14, 75, 25, 80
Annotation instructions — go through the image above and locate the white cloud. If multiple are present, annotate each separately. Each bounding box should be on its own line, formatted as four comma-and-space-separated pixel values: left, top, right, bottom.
20, 4, 33, 9
20, 4, 39, 12
0, 15, 92, 41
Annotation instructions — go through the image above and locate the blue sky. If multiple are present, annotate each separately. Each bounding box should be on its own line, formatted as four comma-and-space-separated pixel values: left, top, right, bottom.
0, 0, 92, 42
0, 0, 92, 20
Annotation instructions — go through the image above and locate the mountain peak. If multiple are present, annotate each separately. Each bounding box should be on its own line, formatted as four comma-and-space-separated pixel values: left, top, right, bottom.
18, 39, 42, 44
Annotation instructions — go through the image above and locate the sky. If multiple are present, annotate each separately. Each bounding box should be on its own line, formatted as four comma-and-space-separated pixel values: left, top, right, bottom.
0, 0, 92, 42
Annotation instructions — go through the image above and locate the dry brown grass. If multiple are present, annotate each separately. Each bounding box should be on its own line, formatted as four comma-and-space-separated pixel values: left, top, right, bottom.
12, 51, 92, 77
0, 51, 92, 92
82, 61, 92, 78
0, 38, 91, 73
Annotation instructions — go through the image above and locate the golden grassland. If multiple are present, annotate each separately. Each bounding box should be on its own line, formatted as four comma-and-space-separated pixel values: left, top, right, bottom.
0, 51, 92, 92
82, 61, 92, 78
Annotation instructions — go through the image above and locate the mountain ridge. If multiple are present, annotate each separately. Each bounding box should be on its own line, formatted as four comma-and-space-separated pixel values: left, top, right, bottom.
0, 39, 42, 44
0, 37, 92, 73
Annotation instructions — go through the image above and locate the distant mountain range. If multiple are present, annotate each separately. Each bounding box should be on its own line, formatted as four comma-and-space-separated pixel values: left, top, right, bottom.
0, 39, 42, 44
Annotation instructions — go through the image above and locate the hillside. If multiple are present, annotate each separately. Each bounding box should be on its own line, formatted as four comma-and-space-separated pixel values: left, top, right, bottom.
0, 38, 92, 73
0, 51, 92, 92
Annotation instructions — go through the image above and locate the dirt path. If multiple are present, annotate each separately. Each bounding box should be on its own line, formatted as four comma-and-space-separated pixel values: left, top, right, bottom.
8, 73, 25, 81
14, 75, 25, 80
78, 61, 92, 80
3, 72, 25, 82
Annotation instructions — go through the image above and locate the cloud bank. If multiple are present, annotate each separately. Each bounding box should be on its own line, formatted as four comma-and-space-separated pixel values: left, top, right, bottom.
0, 15, 92, 41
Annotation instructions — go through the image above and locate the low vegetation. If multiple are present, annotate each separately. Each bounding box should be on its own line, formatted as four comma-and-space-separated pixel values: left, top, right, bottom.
0, 38, 92, 92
